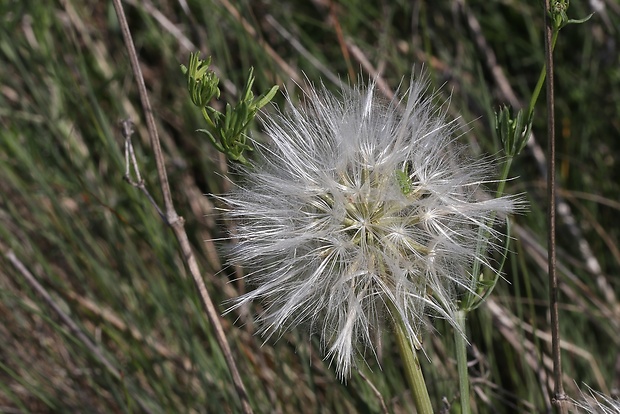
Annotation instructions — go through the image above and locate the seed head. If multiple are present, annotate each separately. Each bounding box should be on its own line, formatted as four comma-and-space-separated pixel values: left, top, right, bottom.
572, 385, 620, 414
221, 78, 518, 379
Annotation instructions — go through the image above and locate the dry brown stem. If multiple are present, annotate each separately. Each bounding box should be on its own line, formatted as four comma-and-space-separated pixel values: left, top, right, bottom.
110, 1, 252, 412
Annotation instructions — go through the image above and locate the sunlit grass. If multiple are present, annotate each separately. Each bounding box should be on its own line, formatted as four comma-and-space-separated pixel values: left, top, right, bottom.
1, 1, 618, 412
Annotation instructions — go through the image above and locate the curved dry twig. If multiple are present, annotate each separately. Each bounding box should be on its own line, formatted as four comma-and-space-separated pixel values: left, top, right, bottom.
110, 1, 252, 413
2, 245, 155, 414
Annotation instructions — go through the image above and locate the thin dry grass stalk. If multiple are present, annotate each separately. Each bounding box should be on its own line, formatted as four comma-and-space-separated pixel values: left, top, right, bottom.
543, 0, 566, 411
110, 0, 252, 412
2, 245, 154, 413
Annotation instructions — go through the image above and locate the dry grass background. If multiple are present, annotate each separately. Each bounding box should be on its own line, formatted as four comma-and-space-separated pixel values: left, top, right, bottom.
1, 0, 619, 412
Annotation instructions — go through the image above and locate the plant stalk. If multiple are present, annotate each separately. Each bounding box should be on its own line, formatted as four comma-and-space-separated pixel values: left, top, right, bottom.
111, 1, 253, 413
392, 315, 433, 414
455, 310, 471, 414
527, 30, 558, 122
467, 155, 513, 308
543, 1, 567, 412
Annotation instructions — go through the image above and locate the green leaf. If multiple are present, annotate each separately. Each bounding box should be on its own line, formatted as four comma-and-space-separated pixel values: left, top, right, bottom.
182, 53, 279, 165
566, 12, 594, 26
254, 85, 280, 109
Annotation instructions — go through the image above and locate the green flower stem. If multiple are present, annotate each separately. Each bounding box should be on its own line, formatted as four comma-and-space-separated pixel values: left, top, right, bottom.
467, 154, 513, 308
457, 156, 515, 409
455, 310, 470, 414
391, 308, 433, 414
495, 156, 513, 202
527, 30, 559, 121
528, 4, 595, 123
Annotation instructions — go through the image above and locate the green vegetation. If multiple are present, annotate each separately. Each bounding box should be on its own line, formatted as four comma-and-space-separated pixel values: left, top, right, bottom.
1, 1, 618, 412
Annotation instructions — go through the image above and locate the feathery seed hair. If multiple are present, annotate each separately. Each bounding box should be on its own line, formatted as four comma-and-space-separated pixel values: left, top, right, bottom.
220, 77, 518, 379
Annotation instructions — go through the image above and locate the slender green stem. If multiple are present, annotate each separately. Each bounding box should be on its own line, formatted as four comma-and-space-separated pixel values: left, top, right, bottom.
527, 30, 559, 121
457, 154, 515, 410
467, 155, 513, 308
495, 156, 513, 199
392, 315, 433, 414
455, 310, 470, 414
201, 107, 217, 129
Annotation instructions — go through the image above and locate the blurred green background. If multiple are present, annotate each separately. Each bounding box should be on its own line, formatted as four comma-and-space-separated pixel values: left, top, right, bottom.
1, 0, 618, 412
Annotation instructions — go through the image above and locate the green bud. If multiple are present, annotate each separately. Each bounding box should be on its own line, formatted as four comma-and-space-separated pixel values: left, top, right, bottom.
550, 0, 569, 30
182, 52, 279, 165
549, 0, 594, 31
181, 52, 220, 108
495, 105, 532, 157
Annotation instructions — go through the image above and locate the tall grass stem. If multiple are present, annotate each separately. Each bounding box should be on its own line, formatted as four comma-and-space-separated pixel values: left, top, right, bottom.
543, 1, 566, 412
